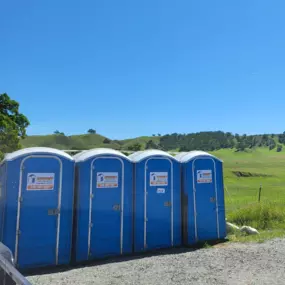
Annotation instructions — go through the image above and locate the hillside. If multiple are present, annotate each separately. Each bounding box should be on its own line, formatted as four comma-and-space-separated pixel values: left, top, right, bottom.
21, 134, 122, 150
21, 131, 285, 152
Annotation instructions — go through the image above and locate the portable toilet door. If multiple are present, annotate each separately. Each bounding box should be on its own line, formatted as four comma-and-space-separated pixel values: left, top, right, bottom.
74, 148, 133, 262
131, 150, 181, 252
0, 162, 7, 242
1, 147, 75, 269
177, 151, 226, 244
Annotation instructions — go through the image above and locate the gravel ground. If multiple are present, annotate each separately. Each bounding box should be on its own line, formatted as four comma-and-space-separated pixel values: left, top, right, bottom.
27, 238, 285, 285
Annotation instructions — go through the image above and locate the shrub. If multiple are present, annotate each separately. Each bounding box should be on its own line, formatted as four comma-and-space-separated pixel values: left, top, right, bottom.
228, 203, 285, 230
127, 143, 142, 151
269, 144, 275, 151
103, 138, 111, 144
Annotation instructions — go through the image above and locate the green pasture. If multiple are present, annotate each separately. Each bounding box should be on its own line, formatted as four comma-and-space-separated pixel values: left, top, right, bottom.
211, 148, 285, 241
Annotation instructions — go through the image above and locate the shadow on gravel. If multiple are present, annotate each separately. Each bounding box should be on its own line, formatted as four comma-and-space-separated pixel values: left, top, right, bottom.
24, 238, 229, 277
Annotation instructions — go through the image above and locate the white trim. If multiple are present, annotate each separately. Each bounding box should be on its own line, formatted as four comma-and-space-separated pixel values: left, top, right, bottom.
144, 157, 174, 249
15, 155, 63, 266
174, 152, 188, 161
74, 164, 81, 262
69, 162, 76, 262
88, 157, 125, 258
214, 160, 220, 239
179, 151, 222, 163
131, 150, 176, 163
75, 148, 130, 163
191, 161, 198, 241
0, 163, 7, 243
4, 147, 73, 162
192, 157, 220, 242
128, 151, 144, 160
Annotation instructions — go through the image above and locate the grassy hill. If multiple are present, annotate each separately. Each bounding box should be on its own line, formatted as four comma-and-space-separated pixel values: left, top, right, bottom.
21, 134, 159, 151
120, 136, 161, 149
21, 134, 121, 150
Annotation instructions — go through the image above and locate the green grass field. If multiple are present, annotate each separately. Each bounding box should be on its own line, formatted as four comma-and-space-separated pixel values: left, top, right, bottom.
211, 148, 285, 242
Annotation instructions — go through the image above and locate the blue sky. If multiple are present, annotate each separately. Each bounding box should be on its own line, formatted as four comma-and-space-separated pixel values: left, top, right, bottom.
1, 0, 285, 139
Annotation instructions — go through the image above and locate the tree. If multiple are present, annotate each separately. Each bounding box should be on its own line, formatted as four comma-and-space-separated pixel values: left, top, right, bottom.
146, 140, 160, 150
103, 138, 111, 144
278, 132, 285, 144
0, 93, 30, 160
268, 138, 276, 150
277, 144, 283, 152
179, 145, 189, 152
234, 134, 240, 143
128, 143, 142, 151
54, 130, 65, 135
87, 129, 96, 134
225, 132, 232, 138
269, 143, 276, 151
236, 141, 246, 151
262, 134, 268, 140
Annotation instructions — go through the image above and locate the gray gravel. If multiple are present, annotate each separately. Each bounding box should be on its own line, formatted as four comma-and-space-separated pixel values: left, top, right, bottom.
27, 238, 285, 285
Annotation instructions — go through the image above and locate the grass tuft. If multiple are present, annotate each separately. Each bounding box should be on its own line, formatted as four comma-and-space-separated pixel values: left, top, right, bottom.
228, 202, 285, 230
202, 242, 212, 248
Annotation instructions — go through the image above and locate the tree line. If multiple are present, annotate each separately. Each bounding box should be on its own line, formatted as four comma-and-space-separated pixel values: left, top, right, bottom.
157, 132, 284, 152
125, 132, 285, 152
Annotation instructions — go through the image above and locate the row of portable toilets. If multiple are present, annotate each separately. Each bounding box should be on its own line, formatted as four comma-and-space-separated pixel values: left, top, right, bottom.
0, 147, 226, 270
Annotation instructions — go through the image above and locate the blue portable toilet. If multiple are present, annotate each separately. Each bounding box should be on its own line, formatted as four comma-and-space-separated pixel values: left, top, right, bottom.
0, 147, 75, 269
130, 150, 181, 252
176, 151, 226, 245
74, 148, 133, 262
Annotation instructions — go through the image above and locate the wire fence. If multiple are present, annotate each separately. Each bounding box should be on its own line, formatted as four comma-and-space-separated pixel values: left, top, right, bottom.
223, 177, 285, 229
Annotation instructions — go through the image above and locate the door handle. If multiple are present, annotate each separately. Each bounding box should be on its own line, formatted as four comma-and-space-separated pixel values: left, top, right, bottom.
48, 209, 60, 216
164, 201, 171, 207
210, 197, 216, 203
112, 204, 121, 211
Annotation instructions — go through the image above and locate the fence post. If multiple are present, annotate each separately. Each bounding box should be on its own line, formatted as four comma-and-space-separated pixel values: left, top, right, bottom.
258, 184, 262, 202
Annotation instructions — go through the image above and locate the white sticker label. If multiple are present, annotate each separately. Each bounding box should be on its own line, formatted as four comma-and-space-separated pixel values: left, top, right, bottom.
197, 170, 212, 184
27, 173, 55, 190
157, 188, 165, 194
97, 172, 118, 188
150, 172, 168, 186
